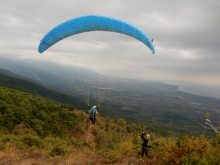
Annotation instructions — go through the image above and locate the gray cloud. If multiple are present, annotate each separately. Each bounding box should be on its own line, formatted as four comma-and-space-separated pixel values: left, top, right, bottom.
0, 0, 220, 85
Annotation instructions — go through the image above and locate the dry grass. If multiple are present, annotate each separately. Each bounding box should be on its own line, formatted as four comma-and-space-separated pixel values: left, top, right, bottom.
0, 146, 158, 165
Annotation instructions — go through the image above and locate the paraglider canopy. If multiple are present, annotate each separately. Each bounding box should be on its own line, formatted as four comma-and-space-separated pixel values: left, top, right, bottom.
38, 15, 155, 107
38, 15, 155, 54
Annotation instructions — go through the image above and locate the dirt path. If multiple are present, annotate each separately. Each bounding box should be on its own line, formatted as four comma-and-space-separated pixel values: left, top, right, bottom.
73, 110, 93, 143
85, 123, 94, 143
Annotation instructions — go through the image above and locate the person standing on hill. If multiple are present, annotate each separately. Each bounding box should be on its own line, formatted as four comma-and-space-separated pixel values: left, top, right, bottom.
88, 105, 98, 124
141, 132, 150, 157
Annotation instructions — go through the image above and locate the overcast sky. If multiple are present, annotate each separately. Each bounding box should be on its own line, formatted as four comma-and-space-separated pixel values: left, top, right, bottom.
0, 0, 220, 85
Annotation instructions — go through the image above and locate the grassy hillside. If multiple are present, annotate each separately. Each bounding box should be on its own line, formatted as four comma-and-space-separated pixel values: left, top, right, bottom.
0, 85, 220, 164
1, 59, 220, 135
0, 69, 87, 110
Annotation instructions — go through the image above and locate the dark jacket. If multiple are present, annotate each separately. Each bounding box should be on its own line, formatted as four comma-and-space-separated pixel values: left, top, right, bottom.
141, 135, 148, 148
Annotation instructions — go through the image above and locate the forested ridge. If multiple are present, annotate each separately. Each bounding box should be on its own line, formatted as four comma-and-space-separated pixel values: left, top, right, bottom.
0, 70, 86, 110
0, 85, 220, 164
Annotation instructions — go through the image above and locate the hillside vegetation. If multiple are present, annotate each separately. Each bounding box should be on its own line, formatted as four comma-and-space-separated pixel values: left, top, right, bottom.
0, 69, 87, 110
1, 60, 220, 135
0, 85, 220, 164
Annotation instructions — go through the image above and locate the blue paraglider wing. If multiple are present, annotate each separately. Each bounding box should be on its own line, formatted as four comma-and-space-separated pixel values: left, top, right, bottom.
38, 15, 155, 54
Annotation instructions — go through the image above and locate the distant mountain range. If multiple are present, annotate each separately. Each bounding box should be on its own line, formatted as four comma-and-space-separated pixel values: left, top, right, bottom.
0, 57, 119, 98
0, 57, 98, 87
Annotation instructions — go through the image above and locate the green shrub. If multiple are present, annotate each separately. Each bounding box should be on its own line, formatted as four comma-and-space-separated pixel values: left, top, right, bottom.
0, 141, 5, 150
71, 138, 84, 151
21, 134, 42, 147
49, 143, 68, 156
104, 151, 119, 164
0, 134, 11, 143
